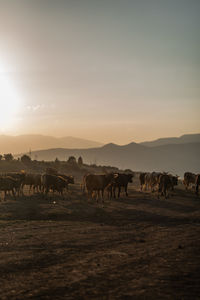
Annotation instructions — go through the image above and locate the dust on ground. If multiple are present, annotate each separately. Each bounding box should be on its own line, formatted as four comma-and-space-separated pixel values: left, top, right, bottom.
0, 183, 200, 299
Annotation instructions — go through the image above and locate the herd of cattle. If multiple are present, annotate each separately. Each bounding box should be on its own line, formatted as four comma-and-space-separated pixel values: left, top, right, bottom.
84, 171, 199, 200
0, 172, 74, 200
0, 170, 199, 201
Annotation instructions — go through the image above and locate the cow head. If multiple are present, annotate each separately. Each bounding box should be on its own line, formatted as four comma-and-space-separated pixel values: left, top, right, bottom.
106, 173, 118, 184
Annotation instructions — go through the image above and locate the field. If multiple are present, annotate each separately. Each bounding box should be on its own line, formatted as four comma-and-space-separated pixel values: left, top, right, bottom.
0, 181, 200, 299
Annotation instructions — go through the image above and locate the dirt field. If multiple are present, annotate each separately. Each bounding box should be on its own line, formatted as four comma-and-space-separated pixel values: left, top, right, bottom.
0, 183, 200, 299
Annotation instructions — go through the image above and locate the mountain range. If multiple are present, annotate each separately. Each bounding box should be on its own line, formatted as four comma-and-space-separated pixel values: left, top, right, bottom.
1, 133, 200, 154
21, 134, 200, 176
140, 134, 200, 147
1, 133, 199, 176
0, 134, 103, 154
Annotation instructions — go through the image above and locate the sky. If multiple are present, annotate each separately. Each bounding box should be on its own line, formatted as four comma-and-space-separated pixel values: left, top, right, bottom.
0, 0, 199, 144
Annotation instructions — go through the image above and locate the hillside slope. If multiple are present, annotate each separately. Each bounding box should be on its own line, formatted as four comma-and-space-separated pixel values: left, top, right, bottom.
140, 134, 200, 147
28, 142, 200, 176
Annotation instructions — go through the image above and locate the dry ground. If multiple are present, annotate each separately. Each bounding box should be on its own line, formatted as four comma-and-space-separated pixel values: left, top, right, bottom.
0, 183, 200, 299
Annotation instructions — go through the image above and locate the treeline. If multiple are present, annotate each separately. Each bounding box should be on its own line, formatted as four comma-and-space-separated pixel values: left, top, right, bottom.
0, 154, 121, 176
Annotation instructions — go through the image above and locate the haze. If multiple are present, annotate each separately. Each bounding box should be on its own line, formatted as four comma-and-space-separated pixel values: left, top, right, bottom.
0, 0, 199, 144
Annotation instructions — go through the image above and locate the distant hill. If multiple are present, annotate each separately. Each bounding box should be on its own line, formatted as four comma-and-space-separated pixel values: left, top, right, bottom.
0, 135, 103, 154
27, 141, 200, 176
140, 134, 200, 147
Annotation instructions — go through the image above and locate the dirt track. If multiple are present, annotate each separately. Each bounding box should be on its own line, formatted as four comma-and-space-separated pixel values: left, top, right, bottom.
0, 185, 200, 299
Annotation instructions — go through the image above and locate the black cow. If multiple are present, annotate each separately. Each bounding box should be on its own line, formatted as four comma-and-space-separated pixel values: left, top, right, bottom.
112, 173, 134, 198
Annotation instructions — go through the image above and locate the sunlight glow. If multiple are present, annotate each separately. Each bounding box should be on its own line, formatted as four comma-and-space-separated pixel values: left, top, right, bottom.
0, 71, 22, 131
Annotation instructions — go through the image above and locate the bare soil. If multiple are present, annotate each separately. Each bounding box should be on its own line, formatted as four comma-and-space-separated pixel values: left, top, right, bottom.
0, 183, 200, 299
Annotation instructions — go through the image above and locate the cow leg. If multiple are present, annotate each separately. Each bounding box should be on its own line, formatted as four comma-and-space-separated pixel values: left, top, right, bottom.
21, 184, 25, 196
60, 189, 64, 199
88, 190, 92, 201
29, 185, 32, 194
45, 187, 49, 196
196, 184, 199, 195
164, 187, 167, 199
113, 187, 116, 199
118, 187, 121, 198
12, 189, 16, 199
109, 189, 112, 200
4, 191, 7, 201
101, 189, 104, 203
125, 184, 128, 197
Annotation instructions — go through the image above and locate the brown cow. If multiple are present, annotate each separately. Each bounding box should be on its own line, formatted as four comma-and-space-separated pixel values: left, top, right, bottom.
4, 171, 25, 196
0, 176, 17, 200
41, 174, 69, 196
149, 172, 162, 192
169, 174, 179, 191
139, 173, 147, 191
144, 172, 162, 192
85, 173, 116, 201
57, 174, 74, 191
144, 172, 151, 190
183, 172, 196, 190
158, 174, 173, 199
22, 173, 42, 194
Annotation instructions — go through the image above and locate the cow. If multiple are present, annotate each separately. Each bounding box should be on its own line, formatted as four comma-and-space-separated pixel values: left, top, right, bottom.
85, 173, 116, 201
183, 172, 196, 190
158, 174, 173, 199
195, 174, 200, 195
139, 172, 147, 191
112, 173, 134, 198
144, 172, 162, 192
4, 171, 26, 196
169, 174, 179, 191
144, 172, 151, 190
57, 174, 74, 191
41, 174, 69, 196
0, 176, 17, 200
21, 173, 42, 194
149, 172, 163, 192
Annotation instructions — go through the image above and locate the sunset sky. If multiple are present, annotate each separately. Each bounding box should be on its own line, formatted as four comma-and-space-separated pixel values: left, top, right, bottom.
0, 0, 199, 144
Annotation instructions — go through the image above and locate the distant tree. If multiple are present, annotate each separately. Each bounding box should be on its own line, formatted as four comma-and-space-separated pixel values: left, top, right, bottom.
124, 169, 133, 173
67, 156, 77, 165
55, 157, 60, 163
21, 154, 31, 164
0, 154, 2, 161
78, 156, 83, 166
4, 153, 14, 162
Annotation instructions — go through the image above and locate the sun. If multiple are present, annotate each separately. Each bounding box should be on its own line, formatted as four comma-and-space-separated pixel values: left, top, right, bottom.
0, 72, 22, 131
